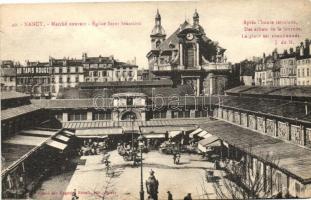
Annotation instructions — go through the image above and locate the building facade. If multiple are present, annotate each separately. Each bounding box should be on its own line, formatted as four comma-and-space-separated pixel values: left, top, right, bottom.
0, 60, 17, 91
146, 10, 230, 96
279, 51, 297, 86
297, 57, 311, 85
82, 53, 138, 83
297, 40, 311, 86
16, 61, 51, 98
255, 39, 310, 87
255, 52, 279, 86
49, 57, 84, 97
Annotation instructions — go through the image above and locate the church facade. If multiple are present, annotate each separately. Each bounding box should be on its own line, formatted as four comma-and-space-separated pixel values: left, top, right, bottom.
146, 10, 231, 96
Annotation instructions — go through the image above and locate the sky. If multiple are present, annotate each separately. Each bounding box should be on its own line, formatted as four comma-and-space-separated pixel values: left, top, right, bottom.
0, 0, 311, 68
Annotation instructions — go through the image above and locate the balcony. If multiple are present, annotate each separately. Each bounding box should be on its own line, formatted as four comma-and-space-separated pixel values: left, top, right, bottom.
152, 63, 172, 71
202, 63, 230, 71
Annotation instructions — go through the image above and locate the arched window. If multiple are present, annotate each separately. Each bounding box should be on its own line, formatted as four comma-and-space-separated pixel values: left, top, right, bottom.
121, 111, 137, 121
156, 41, 161, 48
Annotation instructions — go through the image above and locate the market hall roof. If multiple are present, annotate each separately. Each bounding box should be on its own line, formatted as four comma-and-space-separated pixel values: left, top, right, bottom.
62, 118, 211, 130
1, 91, 30, 101
32, 95, 311, 123
79, 79, 173, 89
200, 120, 311, 184
1, 104, 41, 121
225, 86, 311, 99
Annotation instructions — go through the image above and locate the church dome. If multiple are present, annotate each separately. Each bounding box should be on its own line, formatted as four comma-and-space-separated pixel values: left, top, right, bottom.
151, 25, 166, 36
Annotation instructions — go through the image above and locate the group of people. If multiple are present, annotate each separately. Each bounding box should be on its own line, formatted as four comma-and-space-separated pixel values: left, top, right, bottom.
78, 139, 108, 156
117, 143, 141, 165
167, 191, 192, 200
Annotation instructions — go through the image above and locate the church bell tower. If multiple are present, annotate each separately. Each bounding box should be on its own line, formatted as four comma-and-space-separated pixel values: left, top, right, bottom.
150, 9, 166, 50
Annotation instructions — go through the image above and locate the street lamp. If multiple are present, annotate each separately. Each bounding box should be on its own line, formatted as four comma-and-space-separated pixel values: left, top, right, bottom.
137, 134, 145, 200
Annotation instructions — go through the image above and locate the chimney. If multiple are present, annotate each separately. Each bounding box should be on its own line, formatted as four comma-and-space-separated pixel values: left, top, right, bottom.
289, 48, 294, 55
49, 56, 53, 66
262, 53, 265, 64
300, 42, 304, 56
82, 52, 87, 62
273, 48, 278, 60
133, 57, 136, 65
296, 46, 300, 55
305, 39, 309, 49
305, 102, 309, 115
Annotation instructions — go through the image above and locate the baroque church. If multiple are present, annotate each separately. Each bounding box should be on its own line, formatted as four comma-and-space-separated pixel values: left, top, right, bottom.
146, 9, 231, 96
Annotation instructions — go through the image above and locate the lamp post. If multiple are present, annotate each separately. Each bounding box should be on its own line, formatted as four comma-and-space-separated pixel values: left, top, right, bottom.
138, 134, 145, 200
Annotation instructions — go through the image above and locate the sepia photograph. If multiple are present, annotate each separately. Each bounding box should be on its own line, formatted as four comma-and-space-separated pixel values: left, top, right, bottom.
1, 0, 311, 199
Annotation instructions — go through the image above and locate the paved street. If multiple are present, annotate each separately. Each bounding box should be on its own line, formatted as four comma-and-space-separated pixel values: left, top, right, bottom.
55, 151, 221, 200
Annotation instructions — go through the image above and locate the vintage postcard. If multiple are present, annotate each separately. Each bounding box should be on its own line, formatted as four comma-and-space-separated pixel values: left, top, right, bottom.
1, 0, 311, 199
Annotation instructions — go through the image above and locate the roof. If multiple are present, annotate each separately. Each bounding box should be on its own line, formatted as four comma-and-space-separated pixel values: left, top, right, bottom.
32, 95, 311, 123
62, 118, 210, 130
31, 99, 108, 109
225, 86, 311, 98
112, 92, 147, 98
57, 83, 193, 99
198, 135, 220, 146
1, 91, 30, 100
50, 58, 83, 66
215, 95, 311, 123
1, 130, 53, 171
200, 120, 311, 183
140, 126, 194, 134
1, 143, 36, 170
79, 79, 173, 88
1, 104, 41, 121
75, 128, 123, 136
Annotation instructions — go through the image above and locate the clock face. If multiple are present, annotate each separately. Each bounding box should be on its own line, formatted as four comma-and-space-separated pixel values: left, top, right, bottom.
186, 33, 194, 41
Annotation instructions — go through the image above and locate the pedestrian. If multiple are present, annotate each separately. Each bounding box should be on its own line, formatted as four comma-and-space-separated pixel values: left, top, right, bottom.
167, 191, 173, 200
146, 169, 159, 200
184, 193, 192, 200
72, 189, 79, 200
173, 153, 177, 164
176, 152, 181, 164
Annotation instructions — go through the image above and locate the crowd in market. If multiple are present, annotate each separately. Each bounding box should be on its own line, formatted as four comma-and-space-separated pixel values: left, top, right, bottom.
78, 139, 108, 156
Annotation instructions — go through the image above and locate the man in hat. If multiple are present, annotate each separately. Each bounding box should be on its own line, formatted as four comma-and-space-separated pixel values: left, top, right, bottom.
167, 191, 173, 200
146, 169, 159, 200
184, 193, 192, 200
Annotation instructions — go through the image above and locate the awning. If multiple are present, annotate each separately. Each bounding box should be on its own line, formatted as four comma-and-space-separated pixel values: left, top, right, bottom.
140, 126, 193, 134
198, 135, 221, 147
78, 135, 108, 139
46, 140, 67, 150
145, 134, 165, 139
197, 130, 208, 137
63, 130, 75, 136
75, 128, 123, 136
55, 134, 70, 142
198, 136, 221, 153
168, 130, 182, 138
189, 128, 203, 138
203, 133, 213, 139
